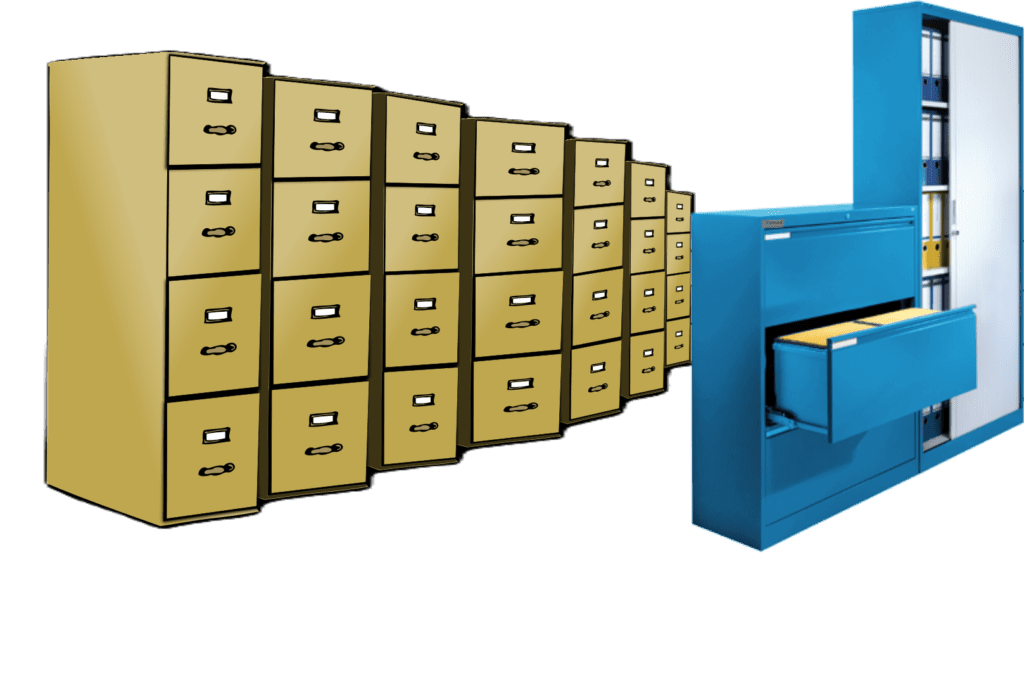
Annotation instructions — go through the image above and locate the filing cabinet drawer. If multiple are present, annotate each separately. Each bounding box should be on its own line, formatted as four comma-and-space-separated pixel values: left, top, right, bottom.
166, 393, 259, 519
273, 275, 371, 385
571, 269, 624, 346
473, 354, 561, 443
383, 367, 458, 466
385, 273, 459, 367
667, 273, 690, 318
169, 168, 260, 277
569, 342, 622, 421
474, 121, 565, 197
629, 165, 666, 218
572, 141, 626, 207
628, 332, 665, 395
270, 382, 368, 494
630, 218, 665, 273
629, 272, 665, 334
168, 275, 261, 397
272, 181, 370, 277
384, 187, 459, 272
666, 318, 691, 365
474, 197, 562, 274
169, 56, 262, 166
475, 271, 563, 357
383, 96, 461, 185
273, 80, 372, 179
667, 233, 690, 275
572, 205, 624, 274
667, 191, 692, 233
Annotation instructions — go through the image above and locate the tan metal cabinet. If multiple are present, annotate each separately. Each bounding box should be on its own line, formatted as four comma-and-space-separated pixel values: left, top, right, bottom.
572, 140, 627, 207
667, 233, 690, 275
567, 342, 622, 421
472, 120, 566, 197
471, 354, 561, 443
382, 95, 462, 185
474, 197, 562, 274
668, 273, 690, 318
630, 218, 666, 274
626, 331, 665, 396
571, 268, 624, 346
384, 187, 459, 272
572, 205, 624, 274
271, 180, 370, 277
629, 272, 666, 335
666, 318, 691, 367
382, 368, 458, 466
474, 271, 563, 357
385, 273, 459, 367
666, 190, 693, 234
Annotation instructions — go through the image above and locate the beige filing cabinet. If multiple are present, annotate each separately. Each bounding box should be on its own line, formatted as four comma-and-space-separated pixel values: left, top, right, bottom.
560, 139, 628, 424
665, 190, 694, 368
458, 118, 568, 447
369, 92, 465, 470
259, 77, 375, 499
621, 161, 669, 398
47, 52, 267, 526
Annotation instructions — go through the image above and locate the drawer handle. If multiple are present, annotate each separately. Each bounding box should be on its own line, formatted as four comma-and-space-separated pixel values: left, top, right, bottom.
307, 336, 345, 348
675, 299, 686, 304
593, 180, 612, 187
642, 306, 656, 313
589, 383, 608, 393
643, 247, 656, 254
412, 233, 439, 242
413, 152, 440, 161
642, 366, 655, 374
590, 311, 610, 320
674, 255, 685, 260
310, 142, 345, 152
409, 422, 439, 433
508, 168, 540, 176
200, 343, 237, 356
202, 227, 235, 238
507, 238, 539, 247
309, 232, 344, 243
305, 443, 343, 456
591, 241, 610, 249
411, 326, 441, 336
674, 344, 686, 350
198, 463, 235, 476
506, 319, 540, 329
643, 197, 656, 203
504, 402, 539, 413
203, 125, 236, 136
676, 217, 686, 222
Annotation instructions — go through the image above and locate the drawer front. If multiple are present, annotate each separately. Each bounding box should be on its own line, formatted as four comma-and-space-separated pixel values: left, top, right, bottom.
572, 205, 624, 274
629, 272, 665, 334
384, 367, 458, 465
384, 187, 459, 272
666, 318, 691, 365
666, 233, 691, 275
472, 354, 561, 442
272, 181, 370, 277
667, 192, 691, 233
168, 275, 261, 397
629, 165, 666, 218
385, 97, 461, 185
630, 218, 665, 273
273, 276, 370, 385
474, 121, 565, 197
169, 168, 260, 277
569, 342, 622, 420
270, 382, 368, 494
628, 332, 665, 395
474, 197, 562, 274
166, 393, 259, 519
168, 56, 262, 166
571, 269, 624, 346
667, 273, 690, 318
273, 80, 372, 179
573, 141, 626, 207
385, 273, 459, 368
475, 271, 563, 358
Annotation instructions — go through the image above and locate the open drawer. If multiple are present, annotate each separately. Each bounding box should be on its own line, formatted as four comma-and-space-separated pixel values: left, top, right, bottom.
771, 307, 977, 443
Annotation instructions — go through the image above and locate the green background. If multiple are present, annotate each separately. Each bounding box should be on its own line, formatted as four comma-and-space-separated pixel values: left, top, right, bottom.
4, 0, 1019, 675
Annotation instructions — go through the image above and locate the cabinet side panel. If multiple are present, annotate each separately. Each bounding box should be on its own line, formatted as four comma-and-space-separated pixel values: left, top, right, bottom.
47, 54, 169, 523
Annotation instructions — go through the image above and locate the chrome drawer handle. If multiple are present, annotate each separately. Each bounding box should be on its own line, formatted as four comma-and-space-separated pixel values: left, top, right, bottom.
412, 233, 439, 242
203, 125, 236, 135
309, 232, 343, 242
588, 383, 608, 393
198, 463, 234, 476
590, 311, 610, 320
642, 366, 655, 374
413, 152, 440, 161
591, 241, 610, 249
202, 227, 235, 238
200, 343, 236, 356
409, 422, 439, 432
642, 306, 656, 313
307, 336, 345, 348
674, 344, 685, 350
305, 443, 342, 456
507, 238, 539, 247
506, 319, 540, 329
643, 247, 656, 254
508, 168, 540, 175
411, 326, 440, 336
593, 180, 612, 187
504, 402, 538, 413
310, 142, 344, 151
643, 197, 656, 203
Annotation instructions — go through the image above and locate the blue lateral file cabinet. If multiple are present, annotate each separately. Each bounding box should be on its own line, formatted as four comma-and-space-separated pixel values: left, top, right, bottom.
691, 205, 979, 549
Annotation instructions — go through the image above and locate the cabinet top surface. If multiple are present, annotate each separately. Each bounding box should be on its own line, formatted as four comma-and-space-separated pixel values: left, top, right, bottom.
854, 3, 1022, 35
49, 50, 266, 67
694, 203, 915, 223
